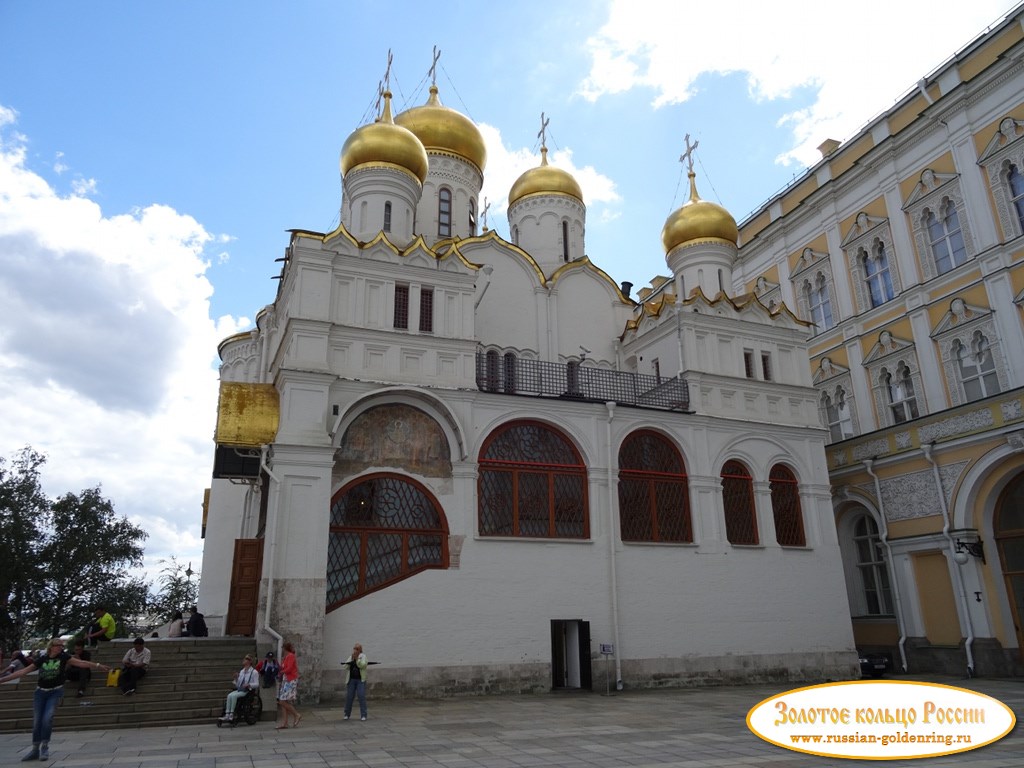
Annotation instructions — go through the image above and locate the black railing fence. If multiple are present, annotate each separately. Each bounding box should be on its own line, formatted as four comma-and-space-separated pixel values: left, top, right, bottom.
475, 352, 690, 412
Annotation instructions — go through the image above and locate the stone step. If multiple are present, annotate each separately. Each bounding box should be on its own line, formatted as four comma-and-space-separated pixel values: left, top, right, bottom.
0, 638, 264, 733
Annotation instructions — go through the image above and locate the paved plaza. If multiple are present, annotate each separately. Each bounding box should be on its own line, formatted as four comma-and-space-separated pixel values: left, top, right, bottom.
0, 676, 1020, 768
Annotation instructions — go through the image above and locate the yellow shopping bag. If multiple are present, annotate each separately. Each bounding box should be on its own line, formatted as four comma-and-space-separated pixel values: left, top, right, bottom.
106, 668, 121, 687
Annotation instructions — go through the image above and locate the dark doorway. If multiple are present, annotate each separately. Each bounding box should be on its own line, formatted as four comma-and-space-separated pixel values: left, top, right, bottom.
551, 619, 592, 690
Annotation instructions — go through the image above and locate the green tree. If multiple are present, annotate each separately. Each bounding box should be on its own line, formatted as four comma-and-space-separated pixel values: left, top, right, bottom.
149, 556, 200, 621
0, 448, 49, 652
34, 487, 149, 639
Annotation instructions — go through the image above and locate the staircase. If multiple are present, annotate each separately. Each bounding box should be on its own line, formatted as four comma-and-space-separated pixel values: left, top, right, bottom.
0, 638, 269, 732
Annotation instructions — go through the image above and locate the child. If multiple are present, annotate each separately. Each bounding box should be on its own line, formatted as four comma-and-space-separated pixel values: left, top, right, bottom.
256, 651, 280, 688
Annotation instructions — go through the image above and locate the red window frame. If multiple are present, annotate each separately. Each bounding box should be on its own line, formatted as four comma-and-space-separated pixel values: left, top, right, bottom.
721, 460, 758, 545
618, 430, 692, 542
769, 464, 806, 547
478, 420, 589, 539
327, 473, 448, 610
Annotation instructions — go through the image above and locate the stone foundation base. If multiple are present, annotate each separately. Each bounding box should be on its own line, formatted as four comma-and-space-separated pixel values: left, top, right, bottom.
318, 651, 860, 702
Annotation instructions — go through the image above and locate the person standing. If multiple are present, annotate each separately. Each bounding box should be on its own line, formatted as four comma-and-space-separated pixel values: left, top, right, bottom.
275, 641, 301, 729
342, 643, 369, 721
0, 637, 109, 761
64, 640, 92, 697
120, 637, 150, 695
85, 607, 115, 647
220, 655, 259, 722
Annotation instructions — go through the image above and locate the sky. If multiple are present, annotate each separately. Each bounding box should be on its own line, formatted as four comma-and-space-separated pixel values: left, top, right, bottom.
1, 0, 1020, 586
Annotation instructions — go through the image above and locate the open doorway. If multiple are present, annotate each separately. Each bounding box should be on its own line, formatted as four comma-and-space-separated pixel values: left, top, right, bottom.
551, 619, 592, 690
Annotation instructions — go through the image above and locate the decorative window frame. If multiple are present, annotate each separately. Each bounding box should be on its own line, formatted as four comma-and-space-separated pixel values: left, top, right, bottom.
813, 357, 859, 441
978, 116, 1024, 240
753, 275, 782, 313
791, 248, 838, 332
841, 213, 902, 312
931, 298, 1009, 406
902, 169, 975, 280
863, 331, 923, 427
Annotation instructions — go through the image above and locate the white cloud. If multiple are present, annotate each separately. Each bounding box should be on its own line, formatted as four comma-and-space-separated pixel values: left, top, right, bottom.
579, 0, 1017, 166
0, 109, 249, 579
53, 151, 68, 175
71, 176, 98, 196
478, 123, 622, 235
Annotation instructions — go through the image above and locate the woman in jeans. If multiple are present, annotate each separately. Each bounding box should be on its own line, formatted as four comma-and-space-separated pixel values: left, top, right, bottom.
0, 637, 109, 761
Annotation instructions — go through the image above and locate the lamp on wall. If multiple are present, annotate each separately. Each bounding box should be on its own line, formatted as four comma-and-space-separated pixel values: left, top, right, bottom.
953, 536, 985, 565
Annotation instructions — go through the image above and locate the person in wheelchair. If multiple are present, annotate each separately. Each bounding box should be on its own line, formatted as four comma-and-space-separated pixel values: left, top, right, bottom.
219, 655, 260, 724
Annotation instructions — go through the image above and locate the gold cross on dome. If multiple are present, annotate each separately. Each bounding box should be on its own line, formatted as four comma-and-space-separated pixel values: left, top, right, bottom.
482, 197, 491, 230
429, 46, 441, 86
537, 112, 550, 149
680, 133, 699, 174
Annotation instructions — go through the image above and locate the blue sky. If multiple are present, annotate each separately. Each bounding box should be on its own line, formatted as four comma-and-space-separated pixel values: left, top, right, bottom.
1, 0, 1019, 582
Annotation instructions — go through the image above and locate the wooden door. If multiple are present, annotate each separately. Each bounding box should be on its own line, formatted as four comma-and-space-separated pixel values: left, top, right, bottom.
225, 539, 263, 636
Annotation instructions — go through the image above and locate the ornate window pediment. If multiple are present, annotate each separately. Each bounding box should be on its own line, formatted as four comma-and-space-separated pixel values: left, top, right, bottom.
814, 357, 858, 442
753, 275, 782, 313
931, 298, 1007, 406
863, 331, 922, 426
792, 248, 837, 334
841, 213, 901, 311
978, 116, 1024, 239
903, 170, 974, 280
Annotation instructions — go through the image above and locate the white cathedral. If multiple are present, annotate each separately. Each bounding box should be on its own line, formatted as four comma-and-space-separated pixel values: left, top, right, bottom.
199, 69, 858, 701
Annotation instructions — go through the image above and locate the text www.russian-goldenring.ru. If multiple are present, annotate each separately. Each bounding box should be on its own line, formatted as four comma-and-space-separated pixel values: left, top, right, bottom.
790, 732, 972, 747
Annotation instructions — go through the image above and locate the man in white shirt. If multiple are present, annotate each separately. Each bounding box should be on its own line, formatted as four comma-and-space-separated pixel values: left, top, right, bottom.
120, 637, 151, 695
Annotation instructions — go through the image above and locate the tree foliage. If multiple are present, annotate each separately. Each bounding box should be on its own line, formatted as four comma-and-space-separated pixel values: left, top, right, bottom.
149, 556, 200, 621
0, 448, 150, 649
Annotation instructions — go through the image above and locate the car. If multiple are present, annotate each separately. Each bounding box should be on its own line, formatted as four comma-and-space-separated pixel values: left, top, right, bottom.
858, 651, 888, 678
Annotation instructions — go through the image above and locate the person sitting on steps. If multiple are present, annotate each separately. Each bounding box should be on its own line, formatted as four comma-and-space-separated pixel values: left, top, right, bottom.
119, 637, 150, 695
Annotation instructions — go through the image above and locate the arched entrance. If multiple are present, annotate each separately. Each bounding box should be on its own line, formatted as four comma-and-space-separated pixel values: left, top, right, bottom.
995, 471, 1024, 658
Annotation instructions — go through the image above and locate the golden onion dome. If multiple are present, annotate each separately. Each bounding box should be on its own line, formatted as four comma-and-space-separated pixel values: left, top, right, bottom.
508, 146, 583, 207
661, 172, 738, 253
340, 91, 429, 184
394, 85, 487, 174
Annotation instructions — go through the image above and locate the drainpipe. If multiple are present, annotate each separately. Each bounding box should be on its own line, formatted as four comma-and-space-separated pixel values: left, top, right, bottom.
605, 402, 624, 690
922, 443, 976, 677
863, 459, 909, 673
260, 446, 283, 658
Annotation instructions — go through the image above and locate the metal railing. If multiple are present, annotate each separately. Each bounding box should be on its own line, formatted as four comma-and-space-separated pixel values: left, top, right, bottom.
475, 353, 691, 412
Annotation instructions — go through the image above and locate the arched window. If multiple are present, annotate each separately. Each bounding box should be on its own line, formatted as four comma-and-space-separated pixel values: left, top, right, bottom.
955, 331, 1000, 401
926, 199, 966, 274
478, 421, 588, 539
1008, 164, 1024, 232
327, 474, 448, 609
863, 241, 895, 307
562, 220, 569, 262
769, 465, 805, 547
852, 514, 893, 615
884, 362, 918, 424
438, 187, 452, 237
469, 199, 477, 235
721, 460, 757, 545
618, 430, 692, 542
803, 272, 834, 331
823, 387, 854, 442
383, 201, 392, 233
484, 350, 500, 392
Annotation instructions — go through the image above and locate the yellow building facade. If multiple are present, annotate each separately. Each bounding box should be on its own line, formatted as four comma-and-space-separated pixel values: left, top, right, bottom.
736, 6, 1024, 676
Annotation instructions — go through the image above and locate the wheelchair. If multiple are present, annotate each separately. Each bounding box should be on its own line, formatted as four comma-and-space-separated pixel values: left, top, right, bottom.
216, 688, 263, 727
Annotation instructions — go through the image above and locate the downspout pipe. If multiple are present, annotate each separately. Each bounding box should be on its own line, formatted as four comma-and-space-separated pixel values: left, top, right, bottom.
864, 459, 909, 673
260, 446, 283, 659
605, 402, 624, 690
922, 443, 976, 677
